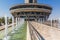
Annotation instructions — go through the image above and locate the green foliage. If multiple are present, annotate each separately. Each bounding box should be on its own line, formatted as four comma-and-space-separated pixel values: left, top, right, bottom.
0, 17, 5, 25
0, 17, 12, 25
0, 18, 2, 23
1, 17, 5, 24
9, 17, 12, 24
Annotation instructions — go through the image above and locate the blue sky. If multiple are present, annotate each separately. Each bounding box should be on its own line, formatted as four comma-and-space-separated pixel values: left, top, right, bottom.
0, 0, 60, 19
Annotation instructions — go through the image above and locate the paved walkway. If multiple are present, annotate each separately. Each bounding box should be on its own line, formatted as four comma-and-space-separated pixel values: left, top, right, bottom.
30, 21, 60, 40
27, 21, 31, 40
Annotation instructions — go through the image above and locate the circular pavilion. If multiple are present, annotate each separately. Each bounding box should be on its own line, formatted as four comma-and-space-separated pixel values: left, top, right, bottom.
10, 0, 52, 22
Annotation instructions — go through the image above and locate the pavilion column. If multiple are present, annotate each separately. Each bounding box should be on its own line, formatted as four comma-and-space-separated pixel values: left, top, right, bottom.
35, 12, 37, 22
43, 14, 45, 22
42, 17, 44, 23
11, 16, 15, 33
38, 16, 40, 22
3, 16, 10, 40
5, 16, 8, 38
17, 17, 19, 25
39, 18, 41, 23
19, 17, 20, 24
15, 17, 18, 30
40, 12, 43, 23
18, 17, 20, 25
46, 16, 48, 21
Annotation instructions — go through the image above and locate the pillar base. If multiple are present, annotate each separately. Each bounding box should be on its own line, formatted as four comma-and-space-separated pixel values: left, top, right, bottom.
3, 36, 10, 40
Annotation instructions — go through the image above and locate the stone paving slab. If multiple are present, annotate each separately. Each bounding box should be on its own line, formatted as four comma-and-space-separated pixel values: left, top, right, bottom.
30, 21, 60, 40
27, 21, 31, 40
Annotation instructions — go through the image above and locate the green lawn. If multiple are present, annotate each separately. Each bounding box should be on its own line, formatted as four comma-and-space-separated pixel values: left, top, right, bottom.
9, 22, 27, 40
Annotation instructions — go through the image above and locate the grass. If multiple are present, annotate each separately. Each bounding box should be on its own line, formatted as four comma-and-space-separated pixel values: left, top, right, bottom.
9, 22, 27, 40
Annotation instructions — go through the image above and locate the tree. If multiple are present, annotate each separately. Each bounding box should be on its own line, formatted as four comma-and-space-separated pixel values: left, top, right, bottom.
0, 18, 2, 26
1, 17, 5, 24
9, 17, 12, 24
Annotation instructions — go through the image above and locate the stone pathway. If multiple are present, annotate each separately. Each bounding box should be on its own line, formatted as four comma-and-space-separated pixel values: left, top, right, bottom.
29, 21, 60, 40
26, 21, 31, 40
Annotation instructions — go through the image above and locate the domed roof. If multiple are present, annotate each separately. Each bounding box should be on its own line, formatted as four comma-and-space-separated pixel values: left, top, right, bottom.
10, 3, 52, 10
